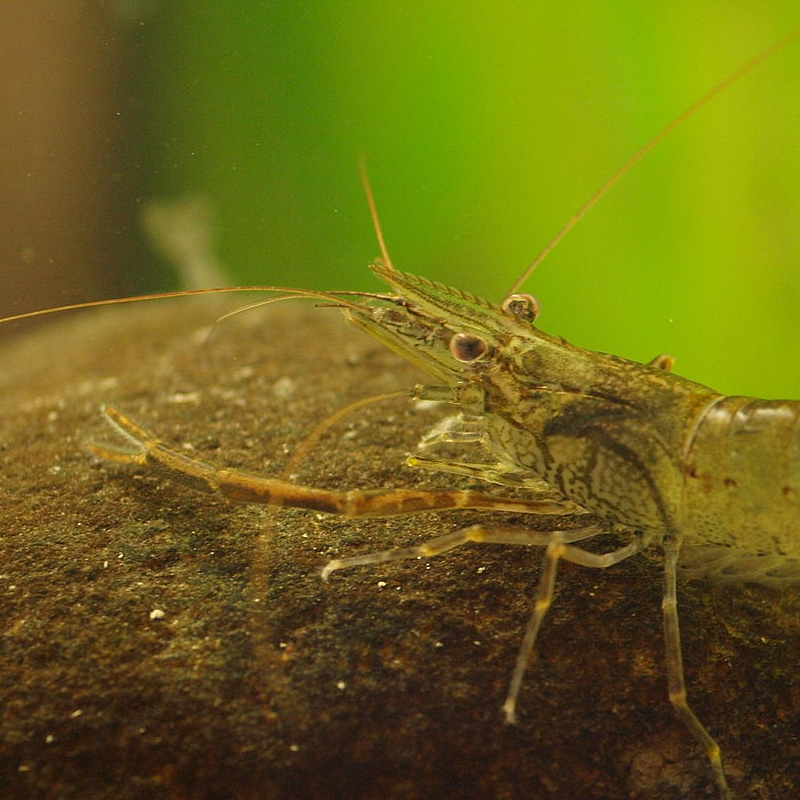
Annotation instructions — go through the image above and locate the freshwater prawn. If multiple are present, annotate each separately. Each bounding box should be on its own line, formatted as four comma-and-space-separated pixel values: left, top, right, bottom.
4, 29, 800, 800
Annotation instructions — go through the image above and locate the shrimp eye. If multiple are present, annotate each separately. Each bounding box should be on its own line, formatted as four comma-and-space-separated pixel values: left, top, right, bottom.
449, 332, 488, 362
502, 293, 539, 322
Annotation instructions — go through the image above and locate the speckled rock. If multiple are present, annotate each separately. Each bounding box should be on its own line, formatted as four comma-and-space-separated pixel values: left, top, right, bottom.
0, 299, 797, 800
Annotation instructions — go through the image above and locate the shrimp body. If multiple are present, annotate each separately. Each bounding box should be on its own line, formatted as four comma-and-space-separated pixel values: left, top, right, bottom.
681, 397, 800, 583
355, 265, 800, 587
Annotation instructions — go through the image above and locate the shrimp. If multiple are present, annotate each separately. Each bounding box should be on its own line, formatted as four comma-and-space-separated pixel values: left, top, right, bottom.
78, 257, 798, 799
4, 28, 800, 800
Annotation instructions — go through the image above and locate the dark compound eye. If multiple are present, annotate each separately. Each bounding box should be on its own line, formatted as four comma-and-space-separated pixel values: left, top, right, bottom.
501, 293, 539, 322
449, 332, 489, 362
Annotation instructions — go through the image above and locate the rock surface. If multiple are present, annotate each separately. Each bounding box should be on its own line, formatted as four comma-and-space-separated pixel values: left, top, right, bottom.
0, 298, 798, 800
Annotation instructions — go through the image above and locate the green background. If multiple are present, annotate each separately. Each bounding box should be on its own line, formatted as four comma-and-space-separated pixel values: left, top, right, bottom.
137, 3, 800, 399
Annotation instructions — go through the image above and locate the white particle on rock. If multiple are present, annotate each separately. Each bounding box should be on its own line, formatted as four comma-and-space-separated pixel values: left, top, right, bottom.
273, 376, 295, 400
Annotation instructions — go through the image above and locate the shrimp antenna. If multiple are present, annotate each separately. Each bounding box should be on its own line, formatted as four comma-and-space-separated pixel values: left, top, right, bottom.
360, 157, 396, 272
507, 25, 800, 296
279, 390, 407, 481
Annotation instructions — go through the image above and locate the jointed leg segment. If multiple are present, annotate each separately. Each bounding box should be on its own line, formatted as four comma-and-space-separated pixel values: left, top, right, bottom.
320, 522, 606, 580
322, 519, 652, 724
662, 537, 730, 800
90, 405, 574, 518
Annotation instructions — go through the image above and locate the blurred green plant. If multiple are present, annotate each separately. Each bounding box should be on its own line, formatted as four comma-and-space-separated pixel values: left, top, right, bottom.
137, 2, 800, 398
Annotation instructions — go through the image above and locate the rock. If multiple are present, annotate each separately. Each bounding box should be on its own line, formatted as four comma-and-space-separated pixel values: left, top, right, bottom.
0, 298, 797, 799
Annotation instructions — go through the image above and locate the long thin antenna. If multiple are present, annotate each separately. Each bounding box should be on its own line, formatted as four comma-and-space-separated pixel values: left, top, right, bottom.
359, 157, 396, 272
0, 287, 266, 325
0, 286, 392, 327
279, 390, 406, 481
506, 26, 800, 296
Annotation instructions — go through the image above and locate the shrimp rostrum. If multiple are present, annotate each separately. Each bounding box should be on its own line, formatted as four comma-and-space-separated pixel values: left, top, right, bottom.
88, 257, 800, 800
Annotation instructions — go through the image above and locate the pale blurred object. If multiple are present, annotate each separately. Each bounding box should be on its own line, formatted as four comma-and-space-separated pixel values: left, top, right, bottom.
142, 195, 228, 290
